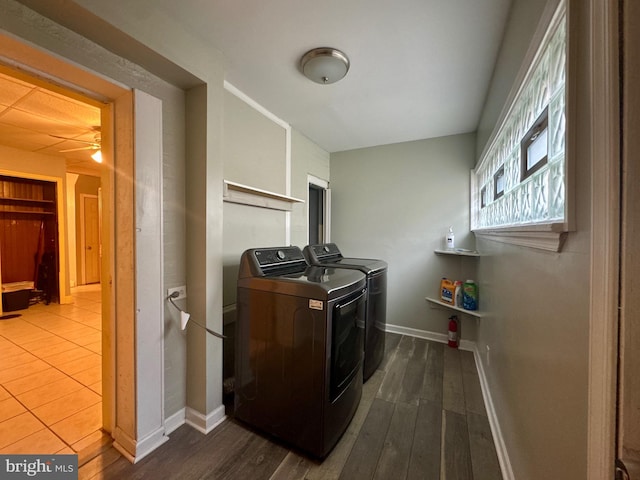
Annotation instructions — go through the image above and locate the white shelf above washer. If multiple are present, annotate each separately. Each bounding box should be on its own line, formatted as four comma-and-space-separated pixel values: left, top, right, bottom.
223, 180, 305, 211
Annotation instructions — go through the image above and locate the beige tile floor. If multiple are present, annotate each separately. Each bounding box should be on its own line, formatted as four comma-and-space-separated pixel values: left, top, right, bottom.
0, 284, 104, 455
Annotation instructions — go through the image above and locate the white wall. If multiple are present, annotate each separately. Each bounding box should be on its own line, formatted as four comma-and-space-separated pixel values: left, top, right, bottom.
221, 88, 290, 306
330, 133, 476, 336
290, 129, 330, 247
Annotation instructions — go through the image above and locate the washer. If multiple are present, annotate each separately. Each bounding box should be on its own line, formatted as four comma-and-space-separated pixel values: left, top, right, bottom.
304, 243, 387, 381
235, 246, 366, 458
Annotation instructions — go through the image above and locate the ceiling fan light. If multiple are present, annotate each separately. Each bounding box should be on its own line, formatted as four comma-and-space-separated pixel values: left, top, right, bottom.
301, 48, 350, 85
91, 150, 102, 163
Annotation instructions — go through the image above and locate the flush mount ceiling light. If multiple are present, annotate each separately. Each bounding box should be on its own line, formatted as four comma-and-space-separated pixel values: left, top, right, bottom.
300, 47, 350, 85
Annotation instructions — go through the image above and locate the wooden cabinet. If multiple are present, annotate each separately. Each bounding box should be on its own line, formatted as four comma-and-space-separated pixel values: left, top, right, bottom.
0, 175, 59, 305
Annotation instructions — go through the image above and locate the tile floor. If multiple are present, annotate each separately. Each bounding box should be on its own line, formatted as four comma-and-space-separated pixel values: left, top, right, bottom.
0, 284, 104, 456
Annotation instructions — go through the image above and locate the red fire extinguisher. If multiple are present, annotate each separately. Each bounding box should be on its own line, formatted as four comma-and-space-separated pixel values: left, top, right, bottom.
448, 315, 459, 348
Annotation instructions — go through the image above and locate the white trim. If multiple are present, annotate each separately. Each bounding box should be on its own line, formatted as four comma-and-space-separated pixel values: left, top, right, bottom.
587, 0, 620, 478
473, 225, 567, 252
132, 89, 166, 458
223, 81, 294, 244
113, 426, 169, 464
307, 174, 331, 244
185, 405, 226, 435
472, 347, 514, 480
223, 81, 289, 130
164, 408, 186, 435
384, 323, 476, 352
384, 323, 511, 480
307, 174, 329, 190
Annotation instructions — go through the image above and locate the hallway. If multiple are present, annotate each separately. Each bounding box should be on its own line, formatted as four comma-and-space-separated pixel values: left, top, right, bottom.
0, 284, 105, 457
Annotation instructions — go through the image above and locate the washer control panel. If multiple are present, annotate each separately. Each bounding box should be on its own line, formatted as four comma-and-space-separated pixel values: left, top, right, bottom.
254, 247, 305, 266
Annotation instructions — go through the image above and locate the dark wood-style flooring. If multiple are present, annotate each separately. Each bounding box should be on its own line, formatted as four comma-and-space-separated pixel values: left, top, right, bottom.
79, 333, 502, 479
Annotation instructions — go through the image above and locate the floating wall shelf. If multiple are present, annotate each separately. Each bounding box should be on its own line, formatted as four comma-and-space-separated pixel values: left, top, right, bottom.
223, 180, 305, 212
425, 297, 485, 318
434, 249, 480, 257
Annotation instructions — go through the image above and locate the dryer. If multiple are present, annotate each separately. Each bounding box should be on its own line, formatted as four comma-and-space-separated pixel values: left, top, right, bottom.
304, 243, 387, 381
235, 246, 366, 458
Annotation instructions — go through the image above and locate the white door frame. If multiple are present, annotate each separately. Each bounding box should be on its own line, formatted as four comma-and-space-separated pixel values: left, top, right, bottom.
307, 174, 331, 244
587, 0, 620, 478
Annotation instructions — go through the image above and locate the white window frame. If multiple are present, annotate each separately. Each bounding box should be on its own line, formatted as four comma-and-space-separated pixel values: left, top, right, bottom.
471, 0, 573, 252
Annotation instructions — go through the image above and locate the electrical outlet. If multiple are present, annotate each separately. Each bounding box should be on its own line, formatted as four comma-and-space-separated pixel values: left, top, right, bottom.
167, 286, 187, 300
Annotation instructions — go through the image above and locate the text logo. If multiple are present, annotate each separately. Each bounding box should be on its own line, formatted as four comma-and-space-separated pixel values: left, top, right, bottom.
1, 455, 78, 479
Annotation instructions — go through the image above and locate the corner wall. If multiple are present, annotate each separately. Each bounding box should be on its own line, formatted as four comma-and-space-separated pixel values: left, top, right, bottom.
330, 133, 476, 337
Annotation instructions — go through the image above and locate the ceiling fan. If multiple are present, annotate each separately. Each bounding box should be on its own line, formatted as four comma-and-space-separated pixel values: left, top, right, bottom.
50, 132, 102, 163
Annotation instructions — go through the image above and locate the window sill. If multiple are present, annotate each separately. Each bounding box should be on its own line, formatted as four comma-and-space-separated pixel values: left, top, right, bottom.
472, 223, 568, 252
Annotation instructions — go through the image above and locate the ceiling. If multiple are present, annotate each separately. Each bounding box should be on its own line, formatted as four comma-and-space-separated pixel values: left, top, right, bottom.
0, 71, 102, 175
167, 0, 514, 152
2, 0, 513, 162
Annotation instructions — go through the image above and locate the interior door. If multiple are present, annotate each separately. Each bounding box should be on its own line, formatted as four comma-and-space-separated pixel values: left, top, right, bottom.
83, 195, 100, 284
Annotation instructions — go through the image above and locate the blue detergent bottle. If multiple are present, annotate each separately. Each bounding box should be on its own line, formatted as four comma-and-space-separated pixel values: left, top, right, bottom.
462, 280, 478, 311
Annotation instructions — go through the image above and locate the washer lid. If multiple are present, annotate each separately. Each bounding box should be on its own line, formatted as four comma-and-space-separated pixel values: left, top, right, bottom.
238, 265, 366, 299
303, 243, 387, 274
327, 257, 387, 273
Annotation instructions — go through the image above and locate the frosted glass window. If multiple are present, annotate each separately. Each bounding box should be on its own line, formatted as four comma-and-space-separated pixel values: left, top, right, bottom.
494, 166, 505, 200
521, 107, 549, 180
527, 129, 548, 171
472, 5, 566, 230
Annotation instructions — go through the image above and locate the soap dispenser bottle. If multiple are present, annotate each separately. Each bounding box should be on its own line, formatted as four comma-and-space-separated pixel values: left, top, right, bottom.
446, 226, 455, 250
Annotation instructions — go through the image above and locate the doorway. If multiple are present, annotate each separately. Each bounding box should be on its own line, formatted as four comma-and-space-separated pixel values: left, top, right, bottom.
308, 175, 330, 244
0, 68, 108, 459
0, 22, 169, 465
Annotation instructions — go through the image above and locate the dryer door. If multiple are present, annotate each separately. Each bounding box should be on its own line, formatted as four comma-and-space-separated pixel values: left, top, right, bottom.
330, 288, 365, 401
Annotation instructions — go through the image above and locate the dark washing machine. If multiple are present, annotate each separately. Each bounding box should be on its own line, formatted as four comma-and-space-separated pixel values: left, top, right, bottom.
304, 243, 387, 381
235, 246, 367, 458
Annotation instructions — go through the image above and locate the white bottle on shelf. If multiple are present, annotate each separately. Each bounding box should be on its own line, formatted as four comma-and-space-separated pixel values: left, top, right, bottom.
446, 226, 455, 250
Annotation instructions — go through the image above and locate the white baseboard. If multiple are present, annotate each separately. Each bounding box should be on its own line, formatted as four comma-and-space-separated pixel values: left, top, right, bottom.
472, 347, 514, 480
384, 323, 476, 351
112, 425, 169, 464
185, 405, 226, 434
385, 323, 511, 480
164, 408, 186, 435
